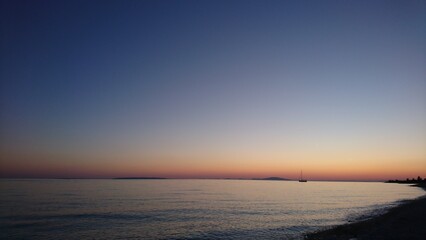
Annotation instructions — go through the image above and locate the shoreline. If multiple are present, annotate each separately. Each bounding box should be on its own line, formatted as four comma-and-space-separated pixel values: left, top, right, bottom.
305, 183, 426, 240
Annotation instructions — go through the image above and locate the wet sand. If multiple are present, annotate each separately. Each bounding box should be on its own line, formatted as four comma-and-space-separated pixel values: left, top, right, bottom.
305, 183, 426, 240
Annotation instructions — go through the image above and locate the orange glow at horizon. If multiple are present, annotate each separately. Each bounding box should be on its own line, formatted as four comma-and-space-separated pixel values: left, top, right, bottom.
2, 0, 426, 188
1, 148, 425, 181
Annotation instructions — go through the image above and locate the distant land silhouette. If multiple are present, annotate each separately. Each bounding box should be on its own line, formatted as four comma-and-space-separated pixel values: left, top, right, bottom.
252, 177, 291, 181
114, 177, 168, 180
386, 176, 425, 184
218, 177, 292, 181
112, 177, 291, 181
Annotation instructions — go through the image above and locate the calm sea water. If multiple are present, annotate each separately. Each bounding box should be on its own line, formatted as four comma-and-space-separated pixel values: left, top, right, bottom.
0, 179, 424, 240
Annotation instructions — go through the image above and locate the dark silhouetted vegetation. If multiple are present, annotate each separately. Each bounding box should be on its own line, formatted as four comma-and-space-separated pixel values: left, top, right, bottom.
386, 176, 425, 184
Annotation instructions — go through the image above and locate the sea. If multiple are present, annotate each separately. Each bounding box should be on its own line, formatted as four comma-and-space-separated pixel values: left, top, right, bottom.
0, 179, 424, 240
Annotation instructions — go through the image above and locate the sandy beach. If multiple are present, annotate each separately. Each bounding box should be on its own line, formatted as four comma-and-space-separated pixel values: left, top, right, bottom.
305, 183, 426, 240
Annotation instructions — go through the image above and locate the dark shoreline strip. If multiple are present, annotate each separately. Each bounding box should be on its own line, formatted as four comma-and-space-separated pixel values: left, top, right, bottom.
305, 183, 426, 240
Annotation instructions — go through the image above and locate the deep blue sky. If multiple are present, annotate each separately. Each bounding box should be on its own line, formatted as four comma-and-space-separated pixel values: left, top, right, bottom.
1, 0, 425, 179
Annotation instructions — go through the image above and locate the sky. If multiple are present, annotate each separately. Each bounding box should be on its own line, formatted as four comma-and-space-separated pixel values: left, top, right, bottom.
1, 0, 425, 180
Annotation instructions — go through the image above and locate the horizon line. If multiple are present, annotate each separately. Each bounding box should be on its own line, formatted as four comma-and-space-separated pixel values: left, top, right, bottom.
0, 177, 391, 182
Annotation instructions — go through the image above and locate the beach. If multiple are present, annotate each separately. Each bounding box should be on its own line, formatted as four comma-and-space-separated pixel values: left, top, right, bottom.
305, 183, 426, 240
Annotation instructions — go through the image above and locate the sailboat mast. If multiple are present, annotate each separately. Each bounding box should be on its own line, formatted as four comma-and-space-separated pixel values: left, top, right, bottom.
299, 170, 307, 182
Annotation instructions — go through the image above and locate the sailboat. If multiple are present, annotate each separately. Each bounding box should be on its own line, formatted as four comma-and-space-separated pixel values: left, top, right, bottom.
299, 170, 307, 182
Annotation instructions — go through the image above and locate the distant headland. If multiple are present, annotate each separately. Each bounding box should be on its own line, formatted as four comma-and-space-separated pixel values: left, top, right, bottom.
386, 176, 425, 184
252, 177, 291, 181
114, 177, 168, 180
112, 176, 291, 181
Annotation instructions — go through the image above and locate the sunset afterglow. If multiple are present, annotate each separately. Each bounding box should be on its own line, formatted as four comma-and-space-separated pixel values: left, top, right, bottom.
1, 0, 425, 181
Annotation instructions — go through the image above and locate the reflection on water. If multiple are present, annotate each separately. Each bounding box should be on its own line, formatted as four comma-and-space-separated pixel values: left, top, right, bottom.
0, 180, 424, 239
